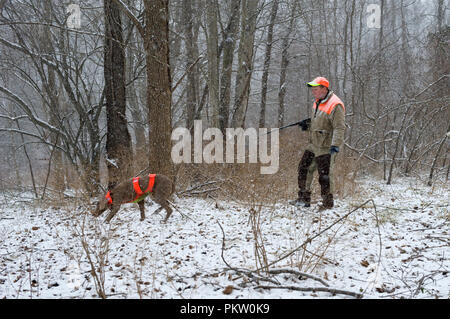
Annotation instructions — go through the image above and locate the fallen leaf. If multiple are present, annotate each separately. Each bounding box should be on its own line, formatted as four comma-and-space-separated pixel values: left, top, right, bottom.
360, 260, 370, 267
223, 285, 233, 295
375, 287, 385, 293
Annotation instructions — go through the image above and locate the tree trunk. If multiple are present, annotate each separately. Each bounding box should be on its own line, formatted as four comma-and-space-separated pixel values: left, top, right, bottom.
104, 0, 132, 189
231, 0, 259, 128
428, 123, 450, 186
278, 0, 297, 128
182, 0, 199, 135
437, 0, 444, 31
125, 7, 147, 171
259, 0, 279, 128
206, 0, 220, 128
42, 1, 65, 197
400, 0, 412, 97
219, 0, 240, 133
144, 0, 173, 178
387, 103, 409, 185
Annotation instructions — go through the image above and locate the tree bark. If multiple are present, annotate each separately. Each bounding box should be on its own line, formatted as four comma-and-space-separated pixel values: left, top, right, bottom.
104, 0, 132, 189
219, 0, 240, 133
231, 0, 259, 128
278, 0, 297, 128
42, 1, 65, 196
428, 123, 450, 186
182, 0, 199, 135
143, 0, 173, 178
206, 0, 220, 128
259, 0, 279, 128
124, 1, 147, 165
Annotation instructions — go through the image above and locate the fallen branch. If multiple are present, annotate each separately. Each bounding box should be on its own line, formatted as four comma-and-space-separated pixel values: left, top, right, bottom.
177, 180, 223, 196
257, 285, 363, 299
216, 200, 376, 299
217, 220, 279, 285
267, 269, 329, 287
261, 199, 376, 271
187, 187, 220, 196
167, 199, 195, 222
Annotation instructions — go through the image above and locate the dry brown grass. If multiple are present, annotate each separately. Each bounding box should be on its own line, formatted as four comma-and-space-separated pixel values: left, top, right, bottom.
2, 128, 360, 210
174, 129, 359, 206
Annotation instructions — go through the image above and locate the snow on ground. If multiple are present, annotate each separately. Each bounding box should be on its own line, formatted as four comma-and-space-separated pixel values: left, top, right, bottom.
0, 176, 448, 299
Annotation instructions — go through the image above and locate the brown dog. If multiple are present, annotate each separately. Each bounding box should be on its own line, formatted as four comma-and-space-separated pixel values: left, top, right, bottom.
92, 174, 175, 223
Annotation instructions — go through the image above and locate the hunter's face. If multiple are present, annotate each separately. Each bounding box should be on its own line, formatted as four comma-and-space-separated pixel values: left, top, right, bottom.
311, 86, 328, 100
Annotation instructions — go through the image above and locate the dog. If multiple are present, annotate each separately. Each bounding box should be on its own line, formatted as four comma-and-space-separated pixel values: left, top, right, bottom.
92, 173, 175, 223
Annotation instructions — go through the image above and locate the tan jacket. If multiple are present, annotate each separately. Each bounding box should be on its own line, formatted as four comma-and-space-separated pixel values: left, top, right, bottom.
306, 91, 345, 156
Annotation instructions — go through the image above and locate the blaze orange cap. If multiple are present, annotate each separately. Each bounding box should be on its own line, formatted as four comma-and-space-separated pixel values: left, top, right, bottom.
306, 77, 330, 88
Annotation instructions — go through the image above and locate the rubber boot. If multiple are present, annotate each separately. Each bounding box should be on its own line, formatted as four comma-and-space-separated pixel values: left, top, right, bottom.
319, 194, 334, 210
290, 191, 311, 207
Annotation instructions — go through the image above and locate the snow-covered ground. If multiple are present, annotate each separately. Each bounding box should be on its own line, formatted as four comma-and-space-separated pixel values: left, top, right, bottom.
0, 176, 448, 299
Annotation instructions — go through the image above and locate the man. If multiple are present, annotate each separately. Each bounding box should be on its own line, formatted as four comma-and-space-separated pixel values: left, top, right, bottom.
290, 77, 345, 210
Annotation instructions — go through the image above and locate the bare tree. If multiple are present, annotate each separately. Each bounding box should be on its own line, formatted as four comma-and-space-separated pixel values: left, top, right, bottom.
278, 0, 298, 128
206, 0, 220, 128
219, 0, 241, 133
182, 0, 199, 135
104, 0, 132, 189
0, 1, 104, 194
259, 0, 279, 128
231, 0, 259, 128
113, 0, 173, 178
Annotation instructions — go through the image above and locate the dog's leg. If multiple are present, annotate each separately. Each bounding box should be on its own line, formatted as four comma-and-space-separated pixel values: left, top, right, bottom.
105, 205, 120, 223
161, 200, 173, 223
138, 201, 146, 221
153, 193, 173, 223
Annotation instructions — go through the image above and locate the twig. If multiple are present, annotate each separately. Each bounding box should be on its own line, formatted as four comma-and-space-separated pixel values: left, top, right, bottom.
167, 199, 195, 222
171, 55, 203, 93
217, 220, 278, 284
217, 220, 233, 271
41, 133, 60, 200
177, 180, 223, 196
217, 202, 375, 297
362, 202, 382, 296
267, 269, 329, 287
257, 285, 363, 299
186, 187, 220, 195
260, 199, 376, 271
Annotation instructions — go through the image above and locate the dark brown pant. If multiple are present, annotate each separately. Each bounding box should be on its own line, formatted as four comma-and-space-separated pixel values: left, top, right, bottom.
297, 150, 333, 206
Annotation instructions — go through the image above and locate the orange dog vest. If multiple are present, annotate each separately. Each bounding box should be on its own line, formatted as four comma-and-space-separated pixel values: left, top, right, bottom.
105, 174, 156, 205
131, 174, 156, 203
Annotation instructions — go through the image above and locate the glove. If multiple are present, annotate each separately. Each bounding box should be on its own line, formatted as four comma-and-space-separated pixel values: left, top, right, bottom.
299, 118, 311, 131
330, 146, 339, 155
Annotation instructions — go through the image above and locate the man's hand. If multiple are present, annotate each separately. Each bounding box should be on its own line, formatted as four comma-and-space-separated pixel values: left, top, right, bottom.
330, 146, 339, 155
299, 118, 311, 131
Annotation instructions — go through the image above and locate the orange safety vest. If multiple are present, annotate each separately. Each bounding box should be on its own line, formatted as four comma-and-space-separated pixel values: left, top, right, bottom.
105, 174, 156, 205
131, 174, 156, 203
313, 93, 345, 115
